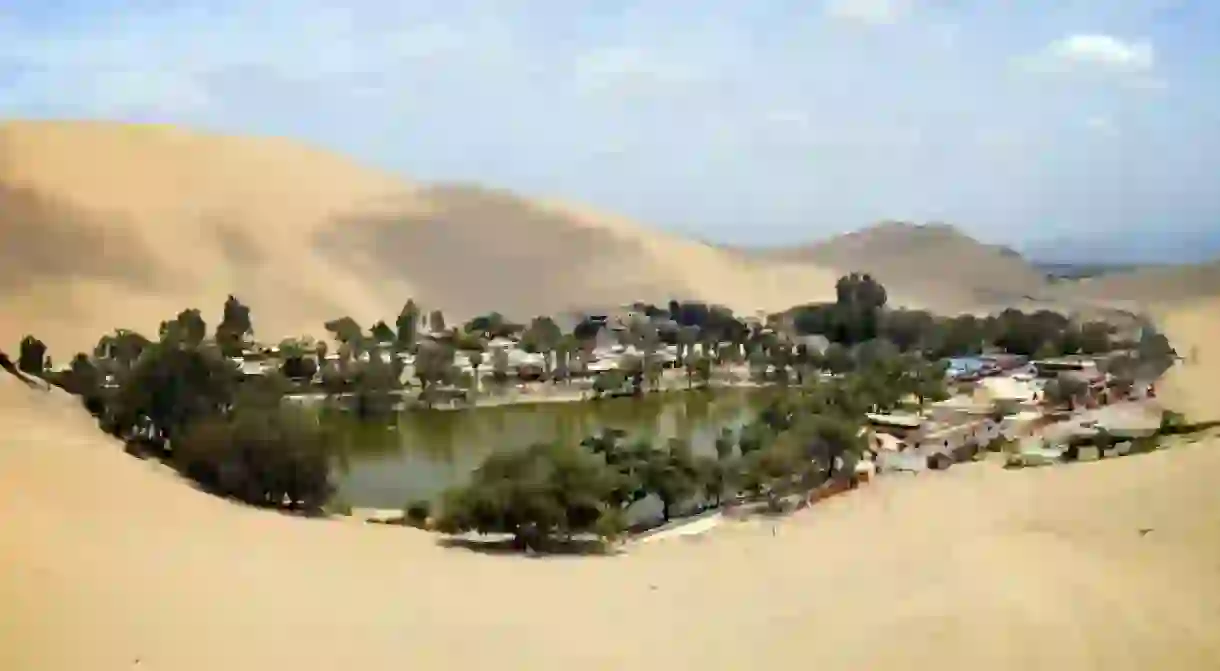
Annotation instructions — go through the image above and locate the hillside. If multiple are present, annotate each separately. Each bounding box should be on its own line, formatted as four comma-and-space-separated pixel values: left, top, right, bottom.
0, 120, 844, 356
1155, 296, 1220, 423
1049, 260, 1220, 312
758, 222, 1053, 312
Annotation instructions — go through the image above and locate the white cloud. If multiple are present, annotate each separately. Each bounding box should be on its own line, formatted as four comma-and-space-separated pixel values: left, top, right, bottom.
824, 0, 912, 25
1047, 34, 1154, 72
572, 46, 712, 98
0, 3, 514, 116
1017, 33, 1163, 90
1084, 115, 1118, 135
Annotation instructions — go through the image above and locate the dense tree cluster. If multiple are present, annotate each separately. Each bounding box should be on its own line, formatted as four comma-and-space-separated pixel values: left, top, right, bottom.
786, 274, 1127, 360
27, 298, 341, 511
436, 366, 925, 551
10, 270, 1175, 534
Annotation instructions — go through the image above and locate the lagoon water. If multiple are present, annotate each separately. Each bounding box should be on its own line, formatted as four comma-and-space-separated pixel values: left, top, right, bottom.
326, 388, 775, 510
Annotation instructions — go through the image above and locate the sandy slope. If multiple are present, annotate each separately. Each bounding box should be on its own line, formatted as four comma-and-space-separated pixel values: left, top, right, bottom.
0, 120, 841, 356
4, 373, 1220, 670
754, 222, 1053, 312
1155, 297, 1220, 423
1050, 261, 1220, 312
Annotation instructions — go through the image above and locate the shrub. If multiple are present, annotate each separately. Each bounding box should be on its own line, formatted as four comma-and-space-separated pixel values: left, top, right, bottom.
404, 499, 431, 528
18, 335, 47, 376
1129, 436, 1160, 454
173, 406, 336, 511
437, 442, 623, 551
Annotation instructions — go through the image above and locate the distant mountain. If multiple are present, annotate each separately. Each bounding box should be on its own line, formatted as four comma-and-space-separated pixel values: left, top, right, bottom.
753, 221, 1052, 312
1047, 259, 1220, 309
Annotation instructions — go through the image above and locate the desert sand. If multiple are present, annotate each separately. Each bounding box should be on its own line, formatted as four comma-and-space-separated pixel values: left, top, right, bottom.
4, 119, 1220, 670
1051, 261, 1220, 312
1155, 296, 1220, 423
750, 221, 1055, 312
0, 120, 848, 356
4, 350, 1220, 669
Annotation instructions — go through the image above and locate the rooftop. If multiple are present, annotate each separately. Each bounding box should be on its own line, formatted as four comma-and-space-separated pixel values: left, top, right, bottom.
865, 413, 924, 429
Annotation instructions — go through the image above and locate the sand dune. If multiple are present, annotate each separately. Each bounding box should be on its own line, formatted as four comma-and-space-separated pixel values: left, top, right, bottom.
3, 372, 1220, 670
754, 222, 1052, 312
1050, 261, 1220, 312
1155, 297, 1220, 423
4, 119, 1220, 669
0, 120, 844, 356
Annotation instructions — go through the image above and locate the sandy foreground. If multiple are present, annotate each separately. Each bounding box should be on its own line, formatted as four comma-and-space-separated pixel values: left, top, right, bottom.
4, 370, 1220, 671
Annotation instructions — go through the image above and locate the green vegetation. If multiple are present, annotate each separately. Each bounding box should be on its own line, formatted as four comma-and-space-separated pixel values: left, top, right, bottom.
11, 269, 1176, 551
784, 273, 1142, 360
436, 378, 875, 551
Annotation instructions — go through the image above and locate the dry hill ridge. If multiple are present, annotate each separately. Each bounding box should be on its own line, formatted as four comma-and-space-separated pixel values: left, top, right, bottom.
0, 120, 847, 355
755, 221, 1055, 312
1046, 259, 1220, 311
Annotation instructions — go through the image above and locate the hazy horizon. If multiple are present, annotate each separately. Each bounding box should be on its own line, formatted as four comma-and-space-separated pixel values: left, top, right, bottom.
2, 1, 1218, 261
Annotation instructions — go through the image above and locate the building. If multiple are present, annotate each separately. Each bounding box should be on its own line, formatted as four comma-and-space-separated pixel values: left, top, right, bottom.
1032, 357, 1099, 378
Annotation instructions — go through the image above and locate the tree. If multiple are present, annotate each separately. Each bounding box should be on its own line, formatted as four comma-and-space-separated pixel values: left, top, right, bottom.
436, 442, 623, 551
910, 360, 950, 408
642, 438, 699, 522
107, 338, 239, 443
833, 273, 888, 344
1033, 340, 1059, 360
467, 350, 484, 392
428, 309, 447, 334
490, 347, 511, 386
522, 316, 562, 377
685, 351, 712, 389
592, 368, 628, 397
173, 405, 335, 511
714, 428, 736, 461
215, 295, 253, 357
1078, 321, 1113, 356
676, 325, 699, 366
737, 443, 802, 507
160, 308, 207, 349
17, 335, 47, 376
277, 337, 318, 380
1136, 327, 1176, 377
370, 320, 396, 345
60, 353, 102, 404
280, 350, 319, 381
695, 455, 728, 508
351, 353, 399, 417
1042, 373, 1088, 409
791, 413, 866, 483
581, 429, 649, 510
821, 342, 854, 375
396, 300, 421, 351
324, 316, 363, 349
747, 348, 770, 383
554, 335, 576, 382
414, 340, 455, 407
94, 329, 151, 370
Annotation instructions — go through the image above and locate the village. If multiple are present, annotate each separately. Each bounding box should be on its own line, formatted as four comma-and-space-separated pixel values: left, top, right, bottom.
214, 307, 1165, 479
230, 311, 774, 406
860, 351, 1162, 477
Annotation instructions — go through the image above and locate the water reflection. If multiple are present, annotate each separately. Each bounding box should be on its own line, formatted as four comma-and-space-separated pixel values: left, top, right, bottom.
329, 388, 775, 509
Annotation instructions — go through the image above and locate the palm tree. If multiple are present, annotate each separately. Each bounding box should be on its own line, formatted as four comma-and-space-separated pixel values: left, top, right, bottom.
467, 350, 484, 393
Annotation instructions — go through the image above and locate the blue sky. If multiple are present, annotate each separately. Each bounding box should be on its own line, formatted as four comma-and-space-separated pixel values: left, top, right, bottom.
2, 0, 1218, 261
